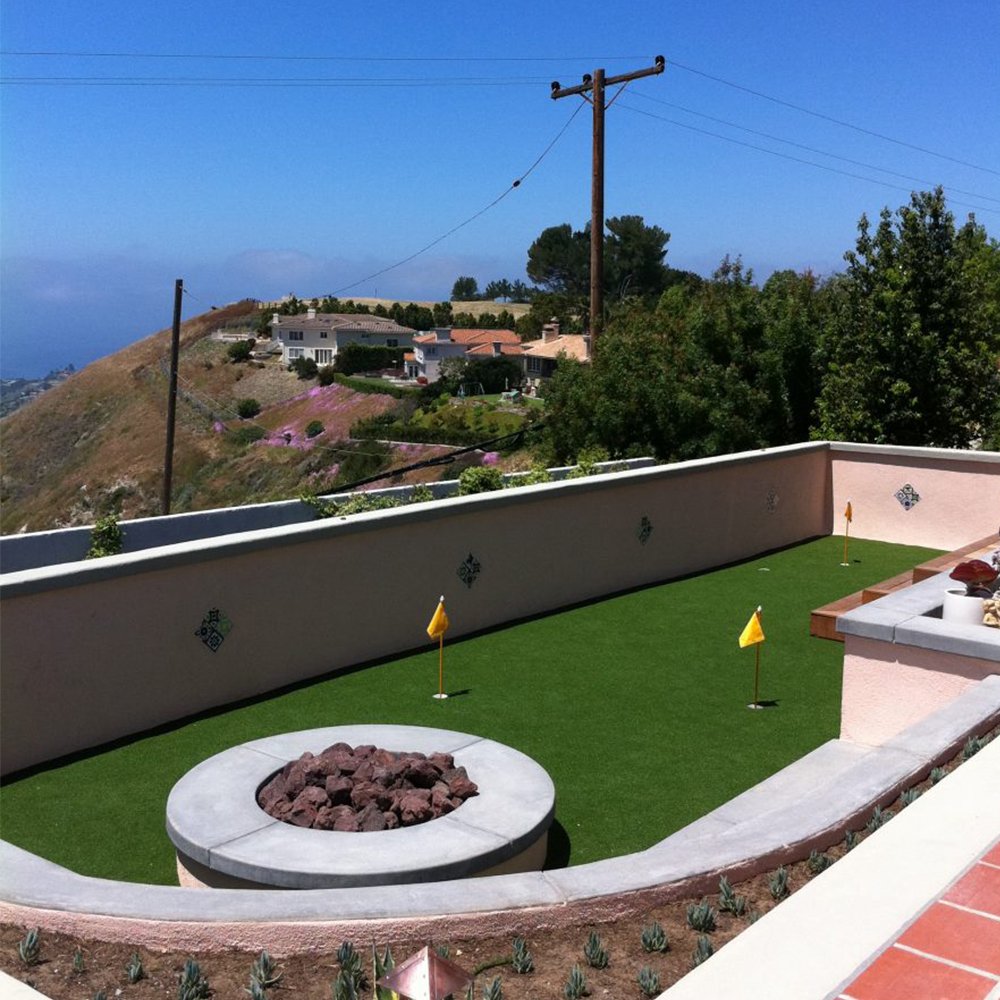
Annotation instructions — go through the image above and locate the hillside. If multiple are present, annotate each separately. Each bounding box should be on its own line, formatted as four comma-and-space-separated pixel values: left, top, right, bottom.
261, 296, 531, 320
0, 303, 502, 535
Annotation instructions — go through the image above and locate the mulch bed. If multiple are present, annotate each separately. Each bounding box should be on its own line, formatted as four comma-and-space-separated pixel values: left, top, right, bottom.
2, 728, 993, 1000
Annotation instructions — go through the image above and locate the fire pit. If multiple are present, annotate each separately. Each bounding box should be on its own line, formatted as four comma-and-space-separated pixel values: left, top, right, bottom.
165, 724, 555, 889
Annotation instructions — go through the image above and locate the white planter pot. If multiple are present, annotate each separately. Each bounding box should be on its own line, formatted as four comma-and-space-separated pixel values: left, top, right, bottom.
942, 589, 985, 626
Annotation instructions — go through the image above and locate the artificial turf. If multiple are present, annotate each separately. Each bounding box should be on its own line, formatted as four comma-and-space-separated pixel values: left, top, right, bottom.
0, 535, 941, 885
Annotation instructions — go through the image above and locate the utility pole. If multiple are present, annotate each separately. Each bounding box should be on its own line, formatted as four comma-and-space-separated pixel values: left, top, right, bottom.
551, 56, 665, 347
162, 278, 183, 516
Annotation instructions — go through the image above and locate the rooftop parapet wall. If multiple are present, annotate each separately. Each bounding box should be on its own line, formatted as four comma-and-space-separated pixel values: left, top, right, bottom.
0, 444, 828, 775
828, 443, 1000, 551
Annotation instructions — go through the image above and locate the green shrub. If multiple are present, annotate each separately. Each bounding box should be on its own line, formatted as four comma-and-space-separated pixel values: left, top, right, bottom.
513, 463, 552, 486
409, 485, 435, 504
86, 514, 124, 559
227, 339, 255, 363
289, 357, 319, 380
236, 398, 261, 419
229, 424, 267, 445
318, 364, 337, 386
305, 420, 325, 439
334, 343, 406, 375
458, 465, 505, 495
334, 373, 416, 399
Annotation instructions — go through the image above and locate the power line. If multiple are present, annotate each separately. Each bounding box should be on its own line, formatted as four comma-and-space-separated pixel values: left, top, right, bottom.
0, 49, 653, 62
0, 77, 555, 89
631, 91, 1000, 205
617, 101, 1000, 215
326, 100, 586, 297
668, 59, 1000, 178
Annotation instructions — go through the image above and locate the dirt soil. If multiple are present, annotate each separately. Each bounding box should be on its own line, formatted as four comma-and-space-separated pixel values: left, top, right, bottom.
2, 732, 991, 1000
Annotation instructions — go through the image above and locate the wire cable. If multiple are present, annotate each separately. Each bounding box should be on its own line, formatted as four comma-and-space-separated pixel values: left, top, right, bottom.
0, 77, 555, 89
631, 91, 1000, 205
0, 49, 653, 63
617, 101, 999, 215
326, 100, 585, 297
668, 59, 1000, 178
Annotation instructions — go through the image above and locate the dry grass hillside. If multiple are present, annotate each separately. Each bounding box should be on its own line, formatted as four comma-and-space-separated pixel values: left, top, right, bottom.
261, 296, 531, 320
0, 302, 496, 535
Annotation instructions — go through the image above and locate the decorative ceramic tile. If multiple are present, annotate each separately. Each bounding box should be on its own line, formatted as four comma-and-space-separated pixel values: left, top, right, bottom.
765, 489, 779, 513
195, 608, 233, 652
895, 483, 921, 510
457, 553, 482, 589
637, 516, 653, 546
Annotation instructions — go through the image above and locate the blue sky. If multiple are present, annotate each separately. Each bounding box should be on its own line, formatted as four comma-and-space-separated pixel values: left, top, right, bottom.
1, 0, 998, 375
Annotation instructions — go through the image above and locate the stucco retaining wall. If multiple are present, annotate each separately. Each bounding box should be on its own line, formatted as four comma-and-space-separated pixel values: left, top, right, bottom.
3, 676, 998, 954
0, 444, 828, 775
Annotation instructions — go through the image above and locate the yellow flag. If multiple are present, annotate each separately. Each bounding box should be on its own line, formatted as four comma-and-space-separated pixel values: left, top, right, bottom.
844, 500, 853, 523
426, 598, 449, 640
739, 609, 764, 648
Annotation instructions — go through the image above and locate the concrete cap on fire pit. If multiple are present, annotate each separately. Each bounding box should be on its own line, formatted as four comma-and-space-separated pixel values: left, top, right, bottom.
165, 724, 555, 889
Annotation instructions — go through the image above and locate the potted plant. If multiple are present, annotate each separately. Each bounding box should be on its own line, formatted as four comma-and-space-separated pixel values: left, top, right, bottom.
943, 559, 998, 625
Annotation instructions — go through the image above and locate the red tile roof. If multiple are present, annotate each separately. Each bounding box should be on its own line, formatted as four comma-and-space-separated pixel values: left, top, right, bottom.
465, 343, 527, 356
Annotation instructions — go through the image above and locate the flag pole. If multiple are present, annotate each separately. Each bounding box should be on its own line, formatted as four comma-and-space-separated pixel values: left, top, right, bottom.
438, 633, 444, 698
841, 499, 851, 566
751, 606, 762, 710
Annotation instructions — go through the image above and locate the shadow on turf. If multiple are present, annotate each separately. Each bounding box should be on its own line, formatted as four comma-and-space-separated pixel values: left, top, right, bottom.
543, 819, 571, 869
3, 535, 827, 784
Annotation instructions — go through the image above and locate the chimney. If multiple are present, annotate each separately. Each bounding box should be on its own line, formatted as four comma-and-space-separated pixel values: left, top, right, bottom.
542, 317, 560, 343
271, 312, 280, 324
434, 327, 451, 342
492, 342, 502, 356
307, 307, 317, 320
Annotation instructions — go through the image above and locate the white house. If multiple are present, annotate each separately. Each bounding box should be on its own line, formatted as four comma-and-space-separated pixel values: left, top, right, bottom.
408, 328, 524, 383
522, 320, 590, 391
270, 309, 415, 366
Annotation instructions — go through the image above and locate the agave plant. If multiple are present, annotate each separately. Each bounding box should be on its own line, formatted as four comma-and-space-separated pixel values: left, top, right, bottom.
808, 850, 833, 874
637, 965, 660, 998
126, 953, 145, 984
92, 992, 108, 1000
582, 931, 608, 969
768, 866, 790, 900
17, 929, 41, 967
337, 942, 366, 991
333, 970, 358, 1000
563, 963, 588, 999
373, 944, 398, 1000
511, 937, 533, 974
686, 900, 717, 932
718, 877, 747, 916
963, 735, 983, 760
73, 948, 86, 974
691, 936, 714, 969
178, 959, 210, 1000
640, 920, 668, 954
900, 787, 921, 807
844, 829, 858, 852
930, 767, 947, 784
481, 976, 503, 1000
867, 806, 894, 833
249, 950, 282, 992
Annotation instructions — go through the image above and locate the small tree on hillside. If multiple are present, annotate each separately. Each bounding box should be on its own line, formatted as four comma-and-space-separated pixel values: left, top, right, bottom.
451, 276, 480, 301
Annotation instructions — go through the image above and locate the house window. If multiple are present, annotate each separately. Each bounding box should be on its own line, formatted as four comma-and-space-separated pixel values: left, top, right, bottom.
320, 331, 328, 339
288, 348, 304, 360
315, 349, 333, 364
288, 331, 304, 341
386, 338, 398, 348
528, 357, 542, 373
427, 347, 436, 356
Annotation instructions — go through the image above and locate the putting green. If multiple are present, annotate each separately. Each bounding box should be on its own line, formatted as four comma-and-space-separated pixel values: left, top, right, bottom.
0, 536, 940, 885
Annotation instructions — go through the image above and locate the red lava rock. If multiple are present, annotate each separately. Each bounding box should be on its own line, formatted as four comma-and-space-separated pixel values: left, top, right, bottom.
333, 811, 360, 832
325, 775, 353, 805
259, 744, 474, 832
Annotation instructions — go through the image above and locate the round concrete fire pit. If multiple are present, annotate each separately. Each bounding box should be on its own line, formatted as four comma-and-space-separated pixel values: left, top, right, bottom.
166, 724, 555, 889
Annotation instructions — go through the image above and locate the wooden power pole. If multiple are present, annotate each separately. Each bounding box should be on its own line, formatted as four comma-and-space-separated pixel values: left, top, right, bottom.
162, 278, 183, 516
551, 56, 665, 346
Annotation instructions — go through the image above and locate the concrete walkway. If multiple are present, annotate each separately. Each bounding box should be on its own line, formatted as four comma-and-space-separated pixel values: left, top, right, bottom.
661, 736, 1000, 1000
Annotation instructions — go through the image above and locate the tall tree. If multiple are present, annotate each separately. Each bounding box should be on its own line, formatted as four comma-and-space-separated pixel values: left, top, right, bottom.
815, 188, 1000, 447
451, 276, 480, 301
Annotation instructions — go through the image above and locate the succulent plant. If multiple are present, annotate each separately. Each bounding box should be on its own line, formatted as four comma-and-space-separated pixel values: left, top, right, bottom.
900, 787, 921, 807
511, 937, 533, 974
178, 959, 210, 1000
637, 965, 661, 997
686, 900, 717, 933
719, 877, 747, 915
747, 909, 762, 924
844, 829, 858, 852
691, 936, 714, 968
866, 806, 893, 833
949, 559, 997, 597
563, 963, 589, 999
640, 921, 668, 954
337, 942, 366, 991
249, 950, 282, 991
768, 866, 790, 900
333, 971, 358, 1000
92, 992, 108, 1000
373, 944, 398, 1000
481, 976, 503, 1000
434, 944, 450, 959
17, 929, 41, 967
930, 767, 947, 784
963, 736, 983, 760
583, 931, 609, 969
126, 953, 145, 984
808, 850, 833, 874
247, 981, 267, 1000
74, 948, 87, 974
